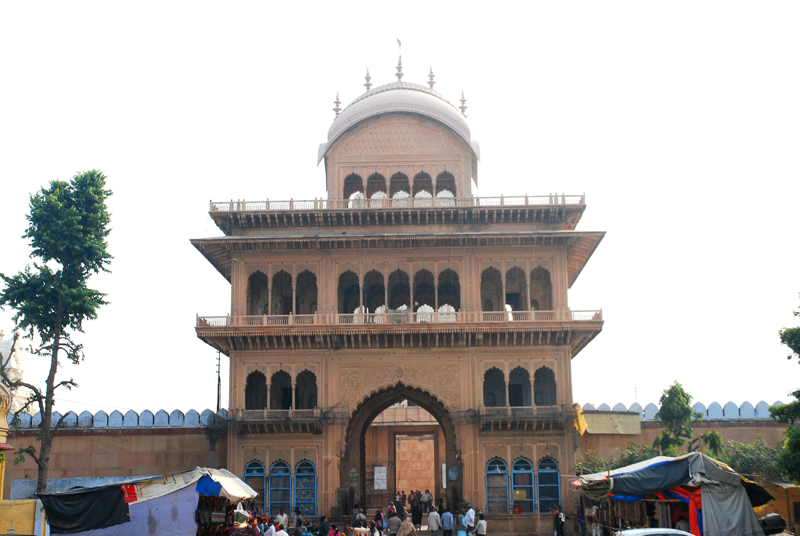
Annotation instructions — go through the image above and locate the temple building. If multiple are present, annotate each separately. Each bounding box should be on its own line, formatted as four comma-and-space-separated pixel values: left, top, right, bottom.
192, 60, 604, 530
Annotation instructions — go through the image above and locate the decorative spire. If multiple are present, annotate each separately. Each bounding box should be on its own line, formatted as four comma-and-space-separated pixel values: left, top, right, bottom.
364, 68, 372, 91
459, 91, 467, 117
428, 67, 436, 89
395, 56, 403, 81
333, 92, 341, 118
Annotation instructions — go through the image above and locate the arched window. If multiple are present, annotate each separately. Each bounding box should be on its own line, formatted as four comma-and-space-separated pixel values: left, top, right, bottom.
245, 371, 268, 410
388, 270, 410, 310
483, 368, 506, 407
512, 458, 535, 514
438, 269, 461, 311
271, 271, 293, 315
294, 460, 316, 515
413, 269, 435, 311
269, 461, 291, 516
389, 172, 410, 198
247, 271, 269, 315
537, 458, 560, 514
245, 461, 267, 513
505, 267, 528, 312
480, 268, 502, 312
534, 367, 557, 406
364, 270, 385, 312
436, 171, 456, 198
343, 173, 364, 200
366, 173, 387, 199
270, 371, 292, 410
509, 367, 531, 407
486, 458, 509, 514
531, 267, 552, 311
295, 370, 317, 410
338, 271, 360, 314
296, 271, 318, 315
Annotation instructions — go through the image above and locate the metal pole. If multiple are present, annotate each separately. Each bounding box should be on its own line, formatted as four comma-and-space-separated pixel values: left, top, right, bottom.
216, 351, 221, 413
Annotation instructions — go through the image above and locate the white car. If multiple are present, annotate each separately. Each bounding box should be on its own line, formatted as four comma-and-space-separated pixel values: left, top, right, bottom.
613, 530, 693, 536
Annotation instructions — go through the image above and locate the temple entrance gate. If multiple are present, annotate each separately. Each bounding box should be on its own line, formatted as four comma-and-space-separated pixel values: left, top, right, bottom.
341, 383, 462, 511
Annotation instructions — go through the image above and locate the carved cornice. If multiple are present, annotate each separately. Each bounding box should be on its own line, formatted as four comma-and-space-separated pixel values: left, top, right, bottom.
196, 320, 603, 358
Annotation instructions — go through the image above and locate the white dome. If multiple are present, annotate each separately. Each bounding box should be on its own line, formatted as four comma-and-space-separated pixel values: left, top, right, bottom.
318, 81, 478, 163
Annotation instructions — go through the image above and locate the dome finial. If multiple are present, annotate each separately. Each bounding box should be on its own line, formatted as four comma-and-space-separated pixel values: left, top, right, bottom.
396, 56, 404, 81
364, 68, 372, 91
428, 67, 436, 89
333, 92, 342, 118
459, 91, 467, 118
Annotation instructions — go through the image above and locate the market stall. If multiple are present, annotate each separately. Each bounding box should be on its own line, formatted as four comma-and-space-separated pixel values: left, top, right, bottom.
38, 467, 259, 535
572, 452, 773, 536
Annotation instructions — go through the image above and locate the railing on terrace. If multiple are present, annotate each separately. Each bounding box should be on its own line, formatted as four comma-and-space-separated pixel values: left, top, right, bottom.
196, 310, 602, 328
479, 405, 573, 419
210, 194, 585, 213
232, 408, 321, 421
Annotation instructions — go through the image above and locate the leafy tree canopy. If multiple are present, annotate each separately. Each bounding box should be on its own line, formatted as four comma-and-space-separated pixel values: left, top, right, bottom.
653, 382, 721, 455
779, 294, 800, 364
724, 436, 786, 481
771, 295, 800, 484
0, 169, 112, 492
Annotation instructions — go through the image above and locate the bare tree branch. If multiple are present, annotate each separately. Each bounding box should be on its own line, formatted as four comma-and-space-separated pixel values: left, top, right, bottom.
52, 410, 75, 433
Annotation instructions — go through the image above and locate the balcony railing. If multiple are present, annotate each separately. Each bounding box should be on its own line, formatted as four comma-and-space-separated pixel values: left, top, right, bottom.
210, 194, 585, 213
479, 405, 572, 419
233, 408, 321, 422
196, 310, 602, 328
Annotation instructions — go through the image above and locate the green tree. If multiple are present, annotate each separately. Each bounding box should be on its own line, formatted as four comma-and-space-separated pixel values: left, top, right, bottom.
779, 294, 800, 365
772, 296, 800, 483
616, 441, 665, 467
575, 450, 613, 475
723, 436, 786, 481
0, 170, 112, 493
653, 382, 722, 456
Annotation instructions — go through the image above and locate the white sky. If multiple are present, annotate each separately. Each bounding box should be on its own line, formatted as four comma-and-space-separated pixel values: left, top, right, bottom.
1, 2, 799, 417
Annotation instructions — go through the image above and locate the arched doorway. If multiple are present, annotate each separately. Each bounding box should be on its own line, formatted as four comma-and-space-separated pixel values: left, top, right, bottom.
341, 383, 462, 511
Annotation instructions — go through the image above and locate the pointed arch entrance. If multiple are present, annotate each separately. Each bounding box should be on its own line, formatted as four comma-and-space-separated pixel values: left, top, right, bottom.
341, 383, 462, 509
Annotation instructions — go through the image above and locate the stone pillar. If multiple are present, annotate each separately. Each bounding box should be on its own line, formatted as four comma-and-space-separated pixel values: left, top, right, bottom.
501, 269, 507, 312
409, 263, 414, 312
434, 262, 439, 311
384, 270, 389, 309
525, 259, 532, 312
292, 285, 297, 315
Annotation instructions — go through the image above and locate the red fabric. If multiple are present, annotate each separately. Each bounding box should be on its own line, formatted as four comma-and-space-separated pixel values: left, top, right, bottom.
655, 488, 702, 536
120, 484, 139, 503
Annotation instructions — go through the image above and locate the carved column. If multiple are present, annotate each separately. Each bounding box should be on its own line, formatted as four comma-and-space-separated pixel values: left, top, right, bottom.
383, 265, 389, 309
409, 263, 414, 311
292, 286, 297, 315
500, 260, 507, 311
525, 259, 532, 312
434, 262, 439, 311
359, 264, 364, 312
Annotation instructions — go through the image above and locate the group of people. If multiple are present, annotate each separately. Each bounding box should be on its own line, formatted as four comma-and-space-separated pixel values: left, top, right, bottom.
392, 490, 435, 514
230, 507, 309, 536
230, 501, 489, 536
349, 501, 486, 536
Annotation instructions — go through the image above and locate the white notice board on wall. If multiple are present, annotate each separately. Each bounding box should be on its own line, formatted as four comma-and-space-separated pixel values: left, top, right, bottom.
374, 466, 387, 490
442, 464, 447, 489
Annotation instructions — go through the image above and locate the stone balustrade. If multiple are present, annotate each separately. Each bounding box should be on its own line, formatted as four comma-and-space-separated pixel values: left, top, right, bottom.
210, 194, 586, 213
581, 400, 785, 420
7, 408, 229, 429
197, 309, 602, 328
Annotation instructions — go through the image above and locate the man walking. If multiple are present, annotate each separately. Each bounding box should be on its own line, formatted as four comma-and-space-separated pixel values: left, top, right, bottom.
427, 507, 442, 536
463, 505, 475, 536
441, 509, 454, 536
